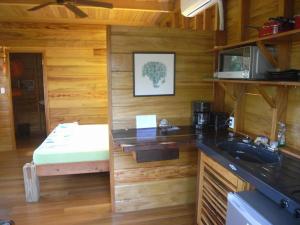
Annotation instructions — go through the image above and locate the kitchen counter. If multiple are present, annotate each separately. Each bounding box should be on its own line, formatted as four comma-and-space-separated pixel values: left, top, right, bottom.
112, 126, 197, 152
196, 128, 300, 216
111, 126, 300, 215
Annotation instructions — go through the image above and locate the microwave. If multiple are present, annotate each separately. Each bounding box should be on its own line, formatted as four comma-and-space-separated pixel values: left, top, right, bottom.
214, 46, 275, 80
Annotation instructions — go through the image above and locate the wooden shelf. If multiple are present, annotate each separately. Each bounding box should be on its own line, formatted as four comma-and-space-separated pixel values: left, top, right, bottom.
205, 79, 300, 87
214, 29, 300, 51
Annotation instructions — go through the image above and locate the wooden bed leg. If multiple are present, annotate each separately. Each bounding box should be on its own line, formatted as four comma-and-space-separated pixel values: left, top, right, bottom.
23, 163, 40, 202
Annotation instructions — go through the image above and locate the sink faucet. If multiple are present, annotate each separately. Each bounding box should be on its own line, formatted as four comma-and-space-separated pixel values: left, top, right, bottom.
242, 135, 252, 144
254, 136, 279, 152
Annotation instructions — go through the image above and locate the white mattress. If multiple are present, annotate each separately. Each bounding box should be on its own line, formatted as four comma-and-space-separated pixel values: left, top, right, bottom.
33, 123, 109, 165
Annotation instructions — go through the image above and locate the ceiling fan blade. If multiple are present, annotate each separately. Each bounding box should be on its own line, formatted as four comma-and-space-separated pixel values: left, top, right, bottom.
65, 3, 88, 18
27, 2, 54, 11
75, 0, 113, 8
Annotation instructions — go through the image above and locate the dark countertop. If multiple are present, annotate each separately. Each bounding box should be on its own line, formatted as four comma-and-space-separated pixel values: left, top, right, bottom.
112, 126, 197, 152
196, 128, 300, 216
111, 126, 300, 215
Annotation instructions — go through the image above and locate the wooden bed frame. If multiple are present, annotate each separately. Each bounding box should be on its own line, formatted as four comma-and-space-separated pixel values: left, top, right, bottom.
23, 160, 109, 202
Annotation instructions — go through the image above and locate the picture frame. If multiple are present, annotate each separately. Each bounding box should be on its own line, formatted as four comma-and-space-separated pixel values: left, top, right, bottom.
133, 52, 176, 97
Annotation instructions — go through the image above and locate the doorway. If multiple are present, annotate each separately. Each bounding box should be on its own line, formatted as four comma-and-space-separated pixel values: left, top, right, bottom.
9, 53, 47, 149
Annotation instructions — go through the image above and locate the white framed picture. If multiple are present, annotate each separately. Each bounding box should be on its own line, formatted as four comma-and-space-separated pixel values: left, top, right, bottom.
133, 52, 175, 96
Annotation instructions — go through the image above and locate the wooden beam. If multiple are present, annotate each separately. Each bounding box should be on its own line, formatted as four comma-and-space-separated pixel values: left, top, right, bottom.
218, 82, 237, 101
270, 86, 289, 141
159, 14, 173, 27
194, 14, 204, 31
0, 0, 174, 12
172, 12, 180, 28
255, 85, 276, 108
256, 41, 279, 68
278, 0, 294, 17
203, 8, 212, 31
238, 0, 250, 41
233, 84, 246, 132
213, 83, 225, 112
180, 16, 190, 29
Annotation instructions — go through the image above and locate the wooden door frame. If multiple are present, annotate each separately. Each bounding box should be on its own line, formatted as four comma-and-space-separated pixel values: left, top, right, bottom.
7, 49, 50, 144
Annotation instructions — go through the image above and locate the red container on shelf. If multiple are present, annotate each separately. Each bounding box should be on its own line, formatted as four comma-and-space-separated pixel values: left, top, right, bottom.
295, 15, 300, 29
258, 17, 294, 37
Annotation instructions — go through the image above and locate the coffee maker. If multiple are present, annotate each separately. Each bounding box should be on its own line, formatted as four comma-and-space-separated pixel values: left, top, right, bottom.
192, 101, 211, 129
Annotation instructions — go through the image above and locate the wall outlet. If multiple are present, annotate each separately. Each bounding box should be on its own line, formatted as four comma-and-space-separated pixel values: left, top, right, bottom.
0, 87, 5, 95
229, 116, 235, 129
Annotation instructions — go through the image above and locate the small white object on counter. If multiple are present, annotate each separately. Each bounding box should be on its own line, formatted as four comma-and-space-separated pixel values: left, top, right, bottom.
136, 115, 157, 129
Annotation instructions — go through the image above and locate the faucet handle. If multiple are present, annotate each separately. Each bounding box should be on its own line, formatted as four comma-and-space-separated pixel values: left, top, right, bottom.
268, 141, 279, 152
242, 135, 252, 144
254, 136, 269, 146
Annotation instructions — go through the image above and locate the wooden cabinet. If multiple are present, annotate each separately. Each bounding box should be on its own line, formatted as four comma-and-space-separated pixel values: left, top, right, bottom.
197, 151, 250, 225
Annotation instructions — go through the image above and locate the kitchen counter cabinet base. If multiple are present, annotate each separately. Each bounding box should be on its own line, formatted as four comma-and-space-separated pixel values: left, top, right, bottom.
197, 151, 251, 225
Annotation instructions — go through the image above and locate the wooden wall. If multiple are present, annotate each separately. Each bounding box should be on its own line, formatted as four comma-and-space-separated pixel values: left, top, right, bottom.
0, 48, 15, 152
223, 0, 300, 151
110, 26, 214, 130
109, 26, 214, 212
0, 23, 108, 151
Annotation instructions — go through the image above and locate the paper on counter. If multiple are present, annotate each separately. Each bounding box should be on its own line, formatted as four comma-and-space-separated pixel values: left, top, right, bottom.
136, 115, 157, 129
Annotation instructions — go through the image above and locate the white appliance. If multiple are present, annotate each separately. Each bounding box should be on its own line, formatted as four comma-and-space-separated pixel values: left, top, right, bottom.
180, 0, 224, 30
226, 191, 300, 225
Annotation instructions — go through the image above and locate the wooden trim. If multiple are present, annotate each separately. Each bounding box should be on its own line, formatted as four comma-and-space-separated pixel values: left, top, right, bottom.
7, 48, 51, 134
197, 152, 205, 225
36, 160, 109, 176
107, 25, 116, 213
5, 49, 16, 151
41, 51, 50, 134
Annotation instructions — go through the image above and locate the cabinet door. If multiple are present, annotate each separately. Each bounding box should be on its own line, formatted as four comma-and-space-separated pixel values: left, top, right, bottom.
197, 152, 250, 225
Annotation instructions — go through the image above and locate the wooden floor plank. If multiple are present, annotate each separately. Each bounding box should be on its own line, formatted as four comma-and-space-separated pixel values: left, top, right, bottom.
0, 137, 196, 225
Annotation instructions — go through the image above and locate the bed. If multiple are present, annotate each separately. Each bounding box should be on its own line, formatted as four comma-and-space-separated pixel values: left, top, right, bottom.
23, 123, 110, 202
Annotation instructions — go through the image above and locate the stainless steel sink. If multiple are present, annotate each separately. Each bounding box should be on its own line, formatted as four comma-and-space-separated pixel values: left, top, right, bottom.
217, 140, 281, 164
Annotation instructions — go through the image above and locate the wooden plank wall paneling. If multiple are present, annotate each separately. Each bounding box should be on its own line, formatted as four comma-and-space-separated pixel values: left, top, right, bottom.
0, 23, 108, 152
224, 1, 300, 151
226, 0, 278, 44
0, 53, 15, 152
112, 146, 198, 212
109, 26, 214, 212
110, 26, 214, 130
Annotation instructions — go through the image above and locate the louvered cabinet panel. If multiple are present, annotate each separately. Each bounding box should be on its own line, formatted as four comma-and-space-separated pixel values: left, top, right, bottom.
197, 152, 250, 225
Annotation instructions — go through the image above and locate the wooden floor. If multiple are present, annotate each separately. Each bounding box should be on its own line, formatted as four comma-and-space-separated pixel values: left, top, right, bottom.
0, 138, 196, 225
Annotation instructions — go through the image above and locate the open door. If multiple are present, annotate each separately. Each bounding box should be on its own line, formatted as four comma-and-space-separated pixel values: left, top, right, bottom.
9, 53, 47, 149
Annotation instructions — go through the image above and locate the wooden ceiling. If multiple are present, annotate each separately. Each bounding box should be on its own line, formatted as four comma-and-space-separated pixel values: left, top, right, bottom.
0, 0, 216, 30
0, 0, 176, 26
